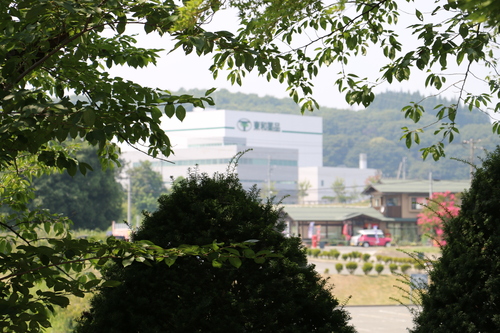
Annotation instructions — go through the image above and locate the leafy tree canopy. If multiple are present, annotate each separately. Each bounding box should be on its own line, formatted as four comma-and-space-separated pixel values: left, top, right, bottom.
179, 89, 499, 179
1, 0, 499, 169
31, 145, 124, 230
75, 170, 355, 333
411, 146, 500, 332
127, 160, 167, 217
1, 0, 499, 330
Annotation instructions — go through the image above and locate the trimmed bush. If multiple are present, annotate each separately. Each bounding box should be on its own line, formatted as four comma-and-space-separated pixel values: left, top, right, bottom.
362, 253, 371, 262
414, 262, 425, 271
341, 253, 349, 261
375, 263, 384, 275
75, 172, 355, 333
400, 264, 411, 274
311, 249, 321, 258
362, 262, 373, 275
329, 249, 340, 259
345, 262, 358, 275
351, 251, 362, 260
335, 263, 344, 274
389, 263, 398, 274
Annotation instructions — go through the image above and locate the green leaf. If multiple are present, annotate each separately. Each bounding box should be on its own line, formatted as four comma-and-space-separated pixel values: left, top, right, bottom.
224, 248, 240, 256
254, 257, 266, 264
212, 259, 223, 268
415, 9, 423, 21
50, 295, 70, 308
229, 256, 242, 268
122, 257, 134, 267
405, 134, 412, 148
164, 104, 175, 118
205, 88, 216, 96
83, 109, 95, 127
117, 16, 127, 34
101, 280, 122, 288
243, 248, 255, 258
176, 105, 186, 121
164, 256, 177, 267
84, 279, 101, 290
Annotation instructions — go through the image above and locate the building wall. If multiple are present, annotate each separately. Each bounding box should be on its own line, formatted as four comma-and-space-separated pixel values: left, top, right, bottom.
162, 109, 323, 167
299, 166, 379, 203
121, 145, 299, 203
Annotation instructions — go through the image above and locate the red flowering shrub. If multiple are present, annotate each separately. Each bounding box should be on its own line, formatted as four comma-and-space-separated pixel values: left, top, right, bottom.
417, 191, 460, 246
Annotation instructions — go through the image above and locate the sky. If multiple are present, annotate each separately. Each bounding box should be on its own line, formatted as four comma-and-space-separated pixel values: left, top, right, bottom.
109, 3, 499, 117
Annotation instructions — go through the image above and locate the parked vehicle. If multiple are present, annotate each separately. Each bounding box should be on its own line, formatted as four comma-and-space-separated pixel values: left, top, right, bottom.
350, 229, 391, 247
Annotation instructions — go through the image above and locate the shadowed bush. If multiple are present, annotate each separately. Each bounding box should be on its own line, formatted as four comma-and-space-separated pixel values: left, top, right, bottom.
75, 171, 355, 333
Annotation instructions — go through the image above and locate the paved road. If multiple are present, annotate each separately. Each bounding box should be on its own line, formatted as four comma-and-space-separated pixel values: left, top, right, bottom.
346, 305, 417, 333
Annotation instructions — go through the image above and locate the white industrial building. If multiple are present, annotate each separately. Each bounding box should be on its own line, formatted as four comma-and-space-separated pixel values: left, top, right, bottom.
299, 156, 380, 204
162, 108, 323, 167
121, 108, 378, 204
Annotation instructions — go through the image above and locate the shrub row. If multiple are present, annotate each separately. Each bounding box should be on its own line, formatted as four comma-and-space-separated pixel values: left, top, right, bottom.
306, 248, 340, 259
330, 262, 426, 275
307, 250, 429, 270
375, 255, 419, 264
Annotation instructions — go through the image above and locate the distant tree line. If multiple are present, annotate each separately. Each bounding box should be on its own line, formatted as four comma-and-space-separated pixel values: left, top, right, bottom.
178, 89, 500, 179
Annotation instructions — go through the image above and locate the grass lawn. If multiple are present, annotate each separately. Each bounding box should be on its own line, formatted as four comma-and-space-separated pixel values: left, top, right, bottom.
323, 273, 413, 306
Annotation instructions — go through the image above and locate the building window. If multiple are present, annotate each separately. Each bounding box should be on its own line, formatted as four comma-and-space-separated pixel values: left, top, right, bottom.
386, 197, 399, 206
410, 197, 426, 210
374, 198, 380, 207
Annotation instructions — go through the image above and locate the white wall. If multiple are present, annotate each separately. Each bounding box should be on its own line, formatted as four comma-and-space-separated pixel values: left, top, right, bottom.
299, 166, 379, 203
161, 109, 322, 167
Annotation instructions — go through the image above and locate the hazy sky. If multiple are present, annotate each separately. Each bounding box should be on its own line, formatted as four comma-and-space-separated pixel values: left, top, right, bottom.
109, 4, 497, 114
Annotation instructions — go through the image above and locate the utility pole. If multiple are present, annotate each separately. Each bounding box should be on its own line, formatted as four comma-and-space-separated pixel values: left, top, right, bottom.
397, 157, 407, 180
463, 138, 481, 180
127, 175, 132, 223
429, 171, 433, 199
266, 155, 274, 197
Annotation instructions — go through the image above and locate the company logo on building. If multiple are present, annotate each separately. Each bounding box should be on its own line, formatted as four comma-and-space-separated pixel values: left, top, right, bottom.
237, 118, 252, 131
254, 121, 280, 132
237, 119, 281, 132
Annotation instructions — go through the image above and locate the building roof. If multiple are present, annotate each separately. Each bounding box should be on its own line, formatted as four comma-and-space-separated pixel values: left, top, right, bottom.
362, 179, 470, 196
283, 205, 392, 222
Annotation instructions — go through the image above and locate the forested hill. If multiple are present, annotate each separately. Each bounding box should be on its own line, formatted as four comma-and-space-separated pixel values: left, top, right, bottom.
177, 88, 499, 180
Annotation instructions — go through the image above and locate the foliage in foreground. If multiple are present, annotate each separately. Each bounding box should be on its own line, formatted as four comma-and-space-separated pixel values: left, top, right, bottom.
31, 145, 124, 230
411, 146, 500, 332
0, 154, 263, 332
75, 171, 355, 333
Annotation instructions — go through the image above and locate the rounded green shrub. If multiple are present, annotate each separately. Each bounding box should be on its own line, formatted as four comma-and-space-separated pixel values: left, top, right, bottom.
75, 172, 355, 333
400, 264, 411, 274
345, 262, 358, 275
375, 263, 384, 275
351, 251, 362, 260
414, 262, 426, 271
389, 263, 398, 274
329, 249, 340, 259
362, 262, 373, 275
335, 263, 344, 274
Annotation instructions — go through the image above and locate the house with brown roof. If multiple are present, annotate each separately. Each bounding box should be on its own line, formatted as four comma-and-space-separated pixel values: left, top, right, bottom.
284, 179, 469, 244
283, 205, 392, 244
